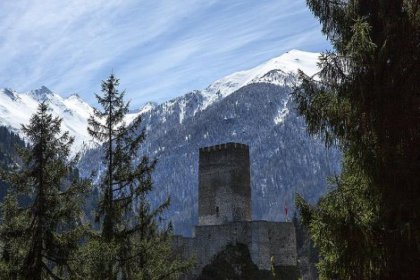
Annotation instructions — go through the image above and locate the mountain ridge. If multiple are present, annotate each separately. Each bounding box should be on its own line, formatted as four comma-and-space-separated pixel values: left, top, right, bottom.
0, 49, 320, 143
1, 50, 339, 236
0, 86, 140, 154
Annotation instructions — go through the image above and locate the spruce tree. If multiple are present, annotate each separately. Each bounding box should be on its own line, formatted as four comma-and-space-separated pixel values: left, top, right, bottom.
125, 194, 192, 280
293, 1, 419, 279
87, 74, 191, 279
0, 102, 90, 279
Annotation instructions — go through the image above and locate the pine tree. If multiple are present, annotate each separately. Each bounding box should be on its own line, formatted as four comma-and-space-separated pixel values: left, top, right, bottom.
86, 74, 191, 279
293, 1, 419, 279
0, 102, 90, 279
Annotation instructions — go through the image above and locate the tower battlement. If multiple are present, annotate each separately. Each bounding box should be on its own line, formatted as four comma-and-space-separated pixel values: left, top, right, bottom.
199, 142, 248, 152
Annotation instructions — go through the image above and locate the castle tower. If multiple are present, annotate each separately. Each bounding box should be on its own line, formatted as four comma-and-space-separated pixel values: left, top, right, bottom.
198, 142, 251, 225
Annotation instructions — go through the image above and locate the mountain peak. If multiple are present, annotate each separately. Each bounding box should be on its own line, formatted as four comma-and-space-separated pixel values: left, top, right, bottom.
66, 93, 84, 102
197, 49, 319, 110
68, 93, 80, 98
1, 88, 19, 101
138, 101, 158, 115
29, 86, 53, 101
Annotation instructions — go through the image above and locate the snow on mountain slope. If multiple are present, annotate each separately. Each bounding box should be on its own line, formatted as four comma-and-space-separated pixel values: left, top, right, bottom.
125, 102, 157, 124
0, 86, 140, 155
200, 49, 320, 109
0, 49, 320, 155
134, 50, 320, 128
208, 49, 319, 95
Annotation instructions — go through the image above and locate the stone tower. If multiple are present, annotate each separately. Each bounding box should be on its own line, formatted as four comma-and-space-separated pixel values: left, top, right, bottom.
198, 142, 251, 225
173, 142, 298, 279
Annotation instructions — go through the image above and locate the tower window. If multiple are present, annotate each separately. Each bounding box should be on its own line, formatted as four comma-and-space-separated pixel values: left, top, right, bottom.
216, 206, 219, 217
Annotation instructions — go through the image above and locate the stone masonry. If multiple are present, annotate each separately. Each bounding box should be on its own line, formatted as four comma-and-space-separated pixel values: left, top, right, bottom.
173, 142, 297, 278
199, 142, 251, 225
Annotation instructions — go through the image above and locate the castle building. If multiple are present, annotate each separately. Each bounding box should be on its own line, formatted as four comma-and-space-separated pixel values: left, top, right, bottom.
173, 142, 297, 278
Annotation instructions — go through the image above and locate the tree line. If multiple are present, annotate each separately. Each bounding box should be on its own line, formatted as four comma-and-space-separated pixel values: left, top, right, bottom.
0, 74, 192, 280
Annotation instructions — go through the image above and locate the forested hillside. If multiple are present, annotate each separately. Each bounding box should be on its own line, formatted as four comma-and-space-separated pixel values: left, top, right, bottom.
79, 81, 341, 236
0, 126, 25, 199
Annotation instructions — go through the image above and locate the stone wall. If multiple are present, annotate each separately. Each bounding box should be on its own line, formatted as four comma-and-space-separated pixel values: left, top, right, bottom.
173, 221, 297, 277
249, 221, 297, 270
198, 143, 251, 225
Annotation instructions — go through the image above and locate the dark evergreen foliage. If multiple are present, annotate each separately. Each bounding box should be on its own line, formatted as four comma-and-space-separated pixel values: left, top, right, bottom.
0, 103, 90, 279
0, 126, 26, 200
293, 213, 318, 280
0, 126, 25, 166
294, 0, 420, 279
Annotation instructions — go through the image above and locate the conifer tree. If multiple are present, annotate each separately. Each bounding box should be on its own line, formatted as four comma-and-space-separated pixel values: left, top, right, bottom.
87, 74, 191, 279
0, 102, 90, 280
124, 194, 192, 280
293, 1, 419, 279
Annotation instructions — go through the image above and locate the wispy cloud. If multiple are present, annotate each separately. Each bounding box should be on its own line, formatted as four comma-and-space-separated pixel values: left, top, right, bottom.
0, 0, 329, 108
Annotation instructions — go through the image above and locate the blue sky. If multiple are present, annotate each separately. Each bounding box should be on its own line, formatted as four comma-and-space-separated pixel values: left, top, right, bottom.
0, 0, 329, 108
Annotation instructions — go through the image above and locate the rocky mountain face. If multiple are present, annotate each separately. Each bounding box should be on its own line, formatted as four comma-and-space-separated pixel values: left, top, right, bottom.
79, 50, 341, 236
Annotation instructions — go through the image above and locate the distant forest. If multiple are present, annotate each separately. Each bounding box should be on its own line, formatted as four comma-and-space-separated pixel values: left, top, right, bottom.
0, 126, 25, 199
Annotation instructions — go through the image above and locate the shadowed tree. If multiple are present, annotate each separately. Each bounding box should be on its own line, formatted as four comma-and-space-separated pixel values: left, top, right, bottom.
293, 0, 419, 279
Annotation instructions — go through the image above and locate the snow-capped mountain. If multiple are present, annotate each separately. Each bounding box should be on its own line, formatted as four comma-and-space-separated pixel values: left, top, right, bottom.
186, 49, 320, 113
0, 49, 319, 149
78, 50, 341, 236
1, 49, 339, 236
0, 86, 140, 155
